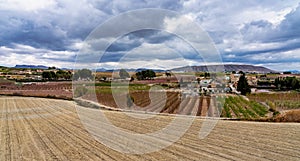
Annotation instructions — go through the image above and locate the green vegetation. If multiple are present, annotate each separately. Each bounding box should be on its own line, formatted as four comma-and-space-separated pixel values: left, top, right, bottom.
73, 69, 93, 81
248, 92, 300, 110
221, 96, 268, 119
237, 72, 251, 95
136, 70, 156, 80
42, 70, 72, 80
42, 71, 57, 80
275, 77, 300, 90
85, 83, 151, 94
250, 101, 269, 117
56, 70, 72, 80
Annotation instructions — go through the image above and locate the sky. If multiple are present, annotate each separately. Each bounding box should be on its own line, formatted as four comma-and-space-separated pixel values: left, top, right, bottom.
0, 0, 300, 71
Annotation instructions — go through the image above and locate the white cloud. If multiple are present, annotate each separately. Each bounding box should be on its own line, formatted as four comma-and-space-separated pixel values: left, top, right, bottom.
0, 0, 57, 12
0, 44, 75, 68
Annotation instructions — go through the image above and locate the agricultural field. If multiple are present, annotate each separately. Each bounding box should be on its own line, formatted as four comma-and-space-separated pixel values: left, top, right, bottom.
82, 89, 219, 117
81, 84, 267, 120
0, 82, 72, 99
0, 96, 299, 160
76, 81, 300, 122
221, 96, 269, 119
248, 92, 300, 110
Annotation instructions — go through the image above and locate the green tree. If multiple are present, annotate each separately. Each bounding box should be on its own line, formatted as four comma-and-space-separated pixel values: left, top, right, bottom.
136, 70, 156, 80
291, 77, 299, 89
73, 72, 80, 81
48, 66, 56, 70
79, 69, 92, 80
204, 72, 210, 78
42, 71, 51, 80
275, 77, 300, 90
237, 72, 251, 95
42, 71, 57, 80
119, 69, 130, 79
73, 69, 93, 81
57, 70, 72, 80
50, 71, 57, 80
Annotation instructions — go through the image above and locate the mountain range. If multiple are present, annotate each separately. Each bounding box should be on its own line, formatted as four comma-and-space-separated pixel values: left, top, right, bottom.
14, 65, 49, 69
12, 64, 280, 73
172, 64, 277, 73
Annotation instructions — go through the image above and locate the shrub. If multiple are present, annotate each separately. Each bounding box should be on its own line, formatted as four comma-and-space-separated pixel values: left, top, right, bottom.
273, 111, 280, 117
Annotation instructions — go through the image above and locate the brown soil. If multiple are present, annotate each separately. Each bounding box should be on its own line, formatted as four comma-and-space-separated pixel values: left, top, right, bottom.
0, 96, 299, 160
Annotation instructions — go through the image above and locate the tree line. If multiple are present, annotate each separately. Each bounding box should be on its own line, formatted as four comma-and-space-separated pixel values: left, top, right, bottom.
42, 69, 93, 81
118, 69, 157, 80
275, 77, 300, 90
42, 70, 72, 80
136, 70, 156, 80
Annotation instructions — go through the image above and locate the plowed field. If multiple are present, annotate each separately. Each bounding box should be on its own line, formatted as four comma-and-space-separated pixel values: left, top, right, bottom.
0, 96, 299, 160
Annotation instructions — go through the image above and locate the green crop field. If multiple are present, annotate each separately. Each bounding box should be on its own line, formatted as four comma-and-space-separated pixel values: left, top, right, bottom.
221, 96, 269, 119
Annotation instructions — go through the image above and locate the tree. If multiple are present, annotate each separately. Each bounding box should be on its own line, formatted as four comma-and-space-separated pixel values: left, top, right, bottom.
237, 72, 251, 95
73, 69, 93, 81
136, 72, 143, 80
197, 78, 201, 84
42, 71, 51, 80
42, 71, 57, 80
135, 70, 156, 80
56, 70, 72, 80
79, 69, 92, 80
291, 77, 299, 89
73, 72, 80, 81
275, 77, 300, 90
130, 77, 134, 82
204, 72, 210, 78
165, 71, 171, 77
119, 69, 130, 79
48, 66, 56, 70
50, 71, 57, 80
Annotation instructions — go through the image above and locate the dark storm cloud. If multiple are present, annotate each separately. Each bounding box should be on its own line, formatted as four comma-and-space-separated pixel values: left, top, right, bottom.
1, 0, 300, 70
2, 22, 68, 51
128, 29, 174, 44
106, 29, 175, 52
225, 40, 300, 57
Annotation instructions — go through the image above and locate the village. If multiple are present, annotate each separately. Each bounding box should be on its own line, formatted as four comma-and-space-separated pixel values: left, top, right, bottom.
1, 65, 300, 95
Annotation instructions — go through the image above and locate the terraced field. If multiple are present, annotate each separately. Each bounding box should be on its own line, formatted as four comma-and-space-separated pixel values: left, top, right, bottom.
0, 96, 299, 160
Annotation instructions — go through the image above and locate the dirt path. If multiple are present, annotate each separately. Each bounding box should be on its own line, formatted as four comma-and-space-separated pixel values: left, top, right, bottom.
0, 96, 299, 160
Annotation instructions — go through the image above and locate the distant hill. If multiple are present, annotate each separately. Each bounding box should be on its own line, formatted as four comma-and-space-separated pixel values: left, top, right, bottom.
96, 68, 165, 73
287, 70, 300, 74
172, 64, 276, 73
14, 65, 49, 69
11, 64, 276, 73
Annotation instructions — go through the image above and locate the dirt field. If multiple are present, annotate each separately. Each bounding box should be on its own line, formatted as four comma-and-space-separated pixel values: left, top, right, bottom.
0, 96, 299, 160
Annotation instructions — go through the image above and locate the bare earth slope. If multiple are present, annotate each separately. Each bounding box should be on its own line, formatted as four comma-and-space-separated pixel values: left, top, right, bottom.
0, 96, 299, 160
